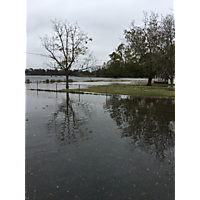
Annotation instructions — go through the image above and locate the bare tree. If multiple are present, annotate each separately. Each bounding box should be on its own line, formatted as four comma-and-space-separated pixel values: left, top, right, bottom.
79, 51, 97, 72
40, 19, 93, 89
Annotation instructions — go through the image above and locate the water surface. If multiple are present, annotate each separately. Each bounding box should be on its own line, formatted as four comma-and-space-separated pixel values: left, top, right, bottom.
25, 90, 175, 199
25, 75, 148, 82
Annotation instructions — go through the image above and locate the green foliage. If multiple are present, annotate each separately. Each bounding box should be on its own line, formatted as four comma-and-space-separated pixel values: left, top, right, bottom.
96, 58, 145, 78
46, 79, 50, 83
25, 79, 30, 83
31, 12, 174, 83
94, 41, 145, 78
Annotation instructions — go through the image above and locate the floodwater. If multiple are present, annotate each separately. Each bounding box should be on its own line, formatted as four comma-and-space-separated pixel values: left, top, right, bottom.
25, 76, 148, 90
25, 75, 148, 82
25, 88, 175, 200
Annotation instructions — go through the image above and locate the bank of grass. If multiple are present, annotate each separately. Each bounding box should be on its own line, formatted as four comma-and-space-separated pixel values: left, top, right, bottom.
61, 83, 175, 99
30, 83, 175, 99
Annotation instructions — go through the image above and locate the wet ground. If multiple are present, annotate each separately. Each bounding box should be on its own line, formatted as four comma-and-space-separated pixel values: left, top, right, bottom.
25, 88, 175, 200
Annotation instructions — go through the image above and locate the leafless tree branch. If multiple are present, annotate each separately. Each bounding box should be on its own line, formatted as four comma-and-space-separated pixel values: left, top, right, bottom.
40, 19, 93, 89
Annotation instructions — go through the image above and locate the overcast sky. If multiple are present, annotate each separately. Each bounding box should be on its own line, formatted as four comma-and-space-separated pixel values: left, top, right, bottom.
26, 0, 174, 69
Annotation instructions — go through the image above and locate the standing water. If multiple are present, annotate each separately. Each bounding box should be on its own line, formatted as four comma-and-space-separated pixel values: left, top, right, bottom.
25, 89, 175, 199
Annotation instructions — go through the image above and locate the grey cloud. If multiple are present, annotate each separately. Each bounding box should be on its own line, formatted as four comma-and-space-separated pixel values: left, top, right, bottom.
26, 0, 173, 69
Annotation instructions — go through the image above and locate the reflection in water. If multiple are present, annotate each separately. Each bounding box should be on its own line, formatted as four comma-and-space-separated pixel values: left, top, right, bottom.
104, 96, 175, 163
26, 91, 175, 199
47, 93, 94, 145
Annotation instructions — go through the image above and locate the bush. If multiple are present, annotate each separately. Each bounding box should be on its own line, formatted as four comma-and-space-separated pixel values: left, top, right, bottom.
68, 79, 73, 82
25, 79, 30, 83
46, 79, 49, 83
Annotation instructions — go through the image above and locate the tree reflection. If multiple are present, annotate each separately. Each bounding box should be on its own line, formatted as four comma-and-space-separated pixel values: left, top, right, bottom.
104, 96, 175, 163
47, 93, 93, 145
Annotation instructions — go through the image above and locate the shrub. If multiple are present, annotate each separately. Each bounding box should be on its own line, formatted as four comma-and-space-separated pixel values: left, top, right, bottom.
25, 79, 30, 83
46, 79, 49, 83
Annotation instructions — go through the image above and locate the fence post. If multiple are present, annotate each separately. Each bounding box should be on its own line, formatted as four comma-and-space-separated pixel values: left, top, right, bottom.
56, 83, 57, 92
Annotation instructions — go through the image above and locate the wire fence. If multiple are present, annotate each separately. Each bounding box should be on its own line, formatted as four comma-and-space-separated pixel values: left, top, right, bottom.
25, 81, 91, 91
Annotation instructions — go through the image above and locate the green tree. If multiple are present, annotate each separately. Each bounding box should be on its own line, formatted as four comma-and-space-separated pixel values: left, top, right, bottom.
158, 14, 175, 90
124, 12, 160, 85
107, 43, 132, 77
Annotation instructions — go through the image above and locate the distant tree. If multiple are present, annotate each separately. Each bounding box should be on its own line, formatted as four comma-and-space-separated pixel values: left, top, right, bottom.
107, 43, 132, 77
124, 12, 160, 85
78, 52, 97, 73
93, 65, 102, 76
108, 43, 133, 66
158, 14, 175, 90
40, 19, 93, 89
123, 12, 175, 87
92, 42, 145, 78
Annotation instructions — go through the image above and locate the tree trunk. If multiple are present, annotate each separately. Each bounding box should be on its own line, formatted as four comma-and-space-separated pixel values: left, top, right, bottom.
170, 77, 174, 91
66, 70, 69, 89
147, 78, 152, 86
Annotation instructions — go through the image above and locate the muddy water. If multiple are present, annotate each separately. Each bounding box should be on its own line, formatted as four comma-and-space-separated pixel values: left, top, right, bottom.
25, 90, 175, 200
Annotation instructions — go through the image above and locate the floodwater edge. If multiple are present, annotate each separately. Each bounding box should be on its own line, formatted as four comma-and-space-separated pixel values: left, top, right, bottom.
29, 86, 175, 99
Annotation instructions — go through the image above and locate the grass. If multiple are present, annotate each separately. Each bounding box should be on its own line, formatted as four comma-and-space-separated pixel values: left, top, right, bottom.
60, 83, 175, 99
29, 83, 175, 99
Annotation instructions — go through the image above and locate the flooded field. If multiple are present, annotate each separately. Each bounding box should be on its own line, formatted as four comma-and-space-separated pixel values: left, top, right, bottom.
25, 75, 148, 83
25, 88, 175, 199
25, 76, 148, 91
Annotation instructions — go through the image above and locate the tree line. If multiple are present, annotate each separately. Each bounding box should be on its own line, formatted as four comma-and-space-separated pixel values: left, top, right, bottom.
25, 68, 65, 76
27, 12, 174, 89
96, 12, 175, 88
25, 68, 93, 76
